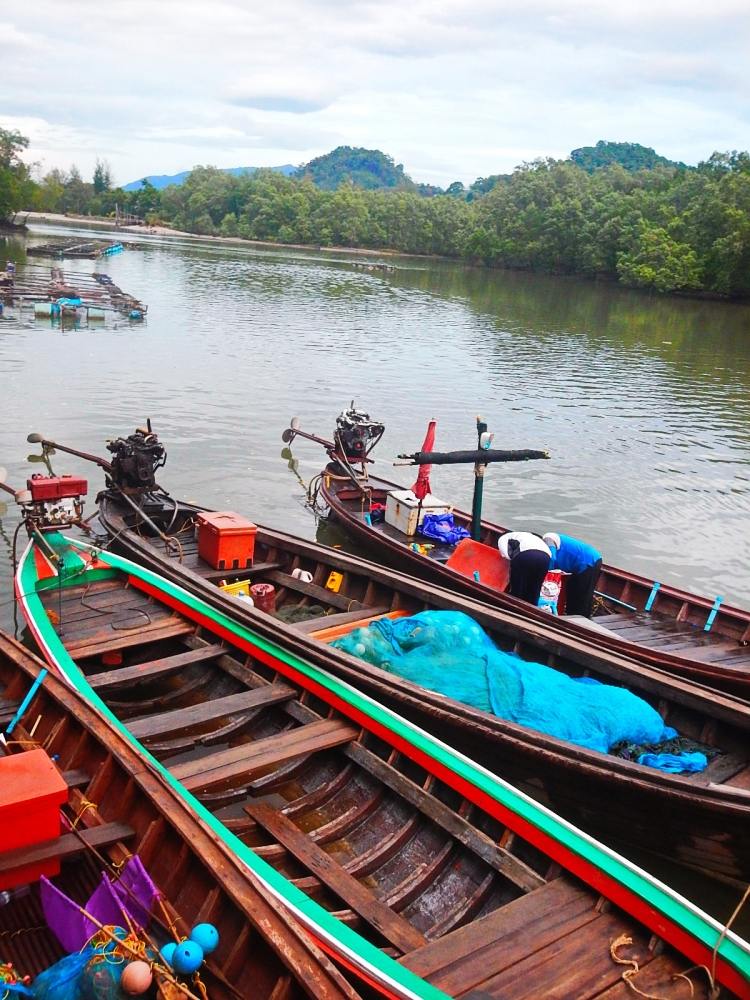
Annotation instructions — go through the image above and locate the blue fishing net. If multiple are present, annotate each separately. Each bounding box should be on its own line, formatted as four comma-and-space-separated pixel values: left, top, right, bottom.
333, 610, 679, 755
32, 945, 125, 1000
31, 950, 93, 1000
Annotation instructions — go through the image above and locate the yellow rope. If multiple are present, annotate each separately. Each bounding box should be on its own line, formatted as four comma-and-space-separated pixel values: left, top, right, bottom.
610, 934, 674, 1000
72, 798, 98, 829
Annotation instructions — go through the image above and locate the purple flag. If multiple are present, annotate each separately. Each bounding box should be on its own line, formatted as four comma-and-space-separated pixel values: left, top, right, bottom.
40, 876, 87, 952
40, 855, 158, 952
113, 855, 159, 927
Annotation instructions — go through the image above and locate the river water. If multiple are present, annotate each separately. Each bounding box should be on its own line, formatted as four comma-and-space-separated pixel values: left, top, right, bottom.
1, 223, 750, 926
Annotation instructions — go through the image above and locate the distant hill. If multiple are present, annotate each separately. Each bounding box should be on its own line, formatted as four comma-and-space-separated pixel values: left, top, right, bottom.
123, 164, 296, 191
296, 146, 418, 192
570, 141, 687, 173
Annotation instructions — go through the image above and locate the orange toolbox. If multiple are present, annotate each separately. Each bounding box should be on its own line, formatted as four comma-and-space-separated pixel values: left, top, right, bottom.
0, 748, 68, 889
197, 511, 257, 570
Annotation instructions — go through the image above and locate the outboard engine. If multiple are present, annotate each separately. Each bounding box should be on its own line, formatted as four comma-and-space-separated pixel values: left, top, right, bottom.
106, 425, 166, 494
334, 404, 384, 463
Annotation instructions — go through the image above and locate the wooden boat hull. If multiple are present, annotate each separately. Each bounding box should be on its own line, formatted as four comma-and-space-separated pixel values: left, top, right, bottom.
318, 466, 750, 695
0, 630, 361, 999
95, 492, 750, 887
15, 529, 750, 999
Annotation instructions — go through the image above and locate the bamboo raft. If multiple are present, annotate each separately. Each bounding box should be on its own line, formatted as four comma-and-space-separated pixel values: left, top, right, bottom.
0, 631, 359, 999
97, 491, 750, 887
0, 264, 146, 317
13, 530, 750, 999
26, 240, 124, 259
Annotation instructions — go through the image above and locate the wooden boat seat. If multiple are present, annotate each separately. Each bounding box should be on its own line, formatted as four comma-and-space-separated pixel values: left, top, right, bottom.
246, 802, 427, 953
0, 822, 134, 875
179, 554, 283, 582
266, 570, 365, 612
128, 683, 296, 740
66, 617, 195, 659
400, 877, 595, 994
293, 606, 391, 635
63, 769, 91, 789
89, 643, 226, 692
172, 719, 359, 792
301, 609, 413, 643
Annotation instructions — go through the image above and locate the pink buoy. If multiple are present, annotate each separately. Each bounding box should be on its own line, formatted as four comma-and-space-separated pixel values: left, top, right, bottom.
120, 960, 153, 995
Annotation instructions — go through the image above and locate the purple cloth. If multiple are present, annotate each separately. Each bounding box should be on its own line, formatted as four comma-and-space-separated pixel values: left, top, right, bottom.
41, 855, 159, 951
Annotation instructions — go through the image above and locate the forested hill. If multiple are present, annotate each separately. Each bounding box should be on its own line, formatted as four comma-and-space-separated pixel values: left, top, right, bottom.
296, 147, 418, 191
124, 164, 296, 191
5, 125, 750, 299
570, 141, 687, 172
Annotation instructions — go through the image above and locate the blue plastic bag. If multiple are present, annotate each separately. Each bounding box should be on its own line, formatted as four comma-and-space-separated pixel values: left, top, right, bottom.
418, 513, 470, 546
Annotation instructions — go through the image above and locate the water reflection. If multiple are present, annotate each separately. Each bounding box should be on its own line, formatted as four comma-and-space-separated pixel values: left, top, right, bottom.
0, 224, 748, 626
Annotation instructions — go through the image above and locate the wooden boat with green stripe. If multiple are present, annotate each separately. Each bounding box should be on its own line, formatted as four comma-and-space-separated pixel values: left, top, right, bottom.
15, 531, 750, 999
97, 493, 750, 888
0, 630, 361, 1000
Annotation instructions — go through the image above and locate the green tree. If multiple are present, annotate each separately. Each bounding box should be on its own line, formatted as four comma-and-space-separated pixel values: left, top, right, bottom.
616, 222, 701, 292
0, 127, 33, 220
93, 158, 112, 194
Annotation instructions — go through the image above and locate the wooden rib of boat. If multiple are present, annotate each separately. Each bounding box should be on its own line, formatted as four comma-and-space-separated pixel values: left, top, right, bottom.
314, 459, 750, 696
14, 529, 750, 999
0, 630, 361, 1000
97, 491, 750, 887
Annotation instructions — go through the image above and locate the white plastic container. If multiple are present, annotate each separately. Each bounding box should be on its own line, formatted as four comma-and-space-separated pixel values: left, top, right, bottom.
384, 489, 452, 537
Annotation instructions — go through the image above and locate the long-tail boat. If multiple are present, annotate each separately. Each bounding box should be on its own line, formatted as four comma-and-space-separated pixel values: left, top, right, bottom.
0, 630, 361, 999
13, 526, 750, 999
13, 429, 750, 885
280, 408, 750, 694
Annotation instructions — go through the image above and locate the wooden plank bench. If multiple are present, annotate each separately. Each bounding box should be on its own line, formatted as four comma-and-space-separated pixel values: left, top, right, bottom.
293, 606, 391, 635
266, 571, 363, 612
0, 822, 134, 875
247, 802, 426, 953
67, 617, 195, 659
89, 644, 225, 692
128, 683, 296, 740
172, 719, 359, 792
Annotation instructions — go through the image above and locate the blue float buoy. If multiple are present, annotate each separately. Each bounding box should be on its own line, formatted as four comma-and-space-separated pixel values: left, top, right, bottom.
190, 923, 219, 955
171, 939, 203, 975
159, 941, 177, 968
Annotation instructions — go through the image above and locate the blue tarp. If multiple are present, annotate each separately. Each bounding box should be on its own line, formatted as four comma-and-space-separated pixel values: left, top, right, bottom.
333, 610, 683, 756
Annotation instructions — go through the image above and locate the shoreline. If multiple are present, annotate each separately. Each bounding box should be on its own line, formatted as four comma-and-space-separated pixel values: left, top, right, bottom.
21, 212, 435, 262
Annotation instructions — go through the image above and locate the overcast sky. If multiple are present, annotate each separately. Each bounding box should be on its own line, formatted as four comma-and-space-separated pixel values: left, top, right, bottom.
2, 0, 748, 188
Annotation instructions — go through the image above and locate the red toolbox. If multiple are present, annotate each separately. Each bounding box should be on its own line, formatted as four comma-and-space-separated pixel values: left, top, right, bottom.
27, 474, 88, 501
197, 511, 257, 570
0, 749, 68, 889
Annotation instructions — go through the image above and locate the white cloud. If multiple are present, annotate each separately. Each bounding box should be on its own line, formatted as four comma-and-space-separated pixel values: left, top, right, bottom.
2, 0, 748, 186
